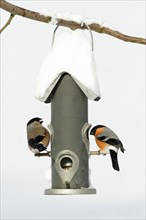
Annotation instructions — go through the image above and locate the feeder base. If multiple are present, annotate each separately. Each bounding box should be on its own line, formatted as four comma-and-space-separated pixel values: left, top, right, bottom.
44, 187, 96, 195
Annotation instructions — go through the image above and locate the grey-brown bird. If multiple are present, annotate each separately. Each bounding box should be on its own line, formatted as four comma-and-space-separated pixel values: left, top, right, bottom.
27, 117, 50, 154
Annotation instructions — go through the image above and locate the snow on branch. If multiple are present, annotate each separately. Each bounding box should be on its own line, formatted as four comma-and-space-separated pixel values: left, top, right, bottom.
0, 0, 146, 45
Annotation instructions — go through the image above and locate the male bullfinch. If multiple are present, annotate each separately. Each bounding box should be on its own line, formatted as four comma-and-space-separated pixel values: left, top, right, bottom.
90, 125, 125, 171
27, 117, 50, 154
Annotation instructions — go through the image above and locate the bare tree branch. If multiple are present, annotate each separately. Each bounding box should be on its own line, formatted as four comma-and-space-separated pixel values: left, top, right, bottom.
0, 13, 15, 33
0, 0, 51, 23
0, 0, 146, 45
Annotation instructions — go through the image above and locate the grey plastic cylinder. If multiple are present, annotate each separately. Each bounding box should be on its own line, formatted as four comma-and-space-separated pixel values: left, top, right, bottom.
50, 73, 89, 189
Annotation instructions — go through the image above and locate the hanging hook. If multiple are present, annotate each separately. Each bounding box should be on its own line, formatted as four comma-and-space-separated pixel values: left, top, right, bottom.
52, 23, 94, 51
52, 25, 60, 47
82, 22, 94, 51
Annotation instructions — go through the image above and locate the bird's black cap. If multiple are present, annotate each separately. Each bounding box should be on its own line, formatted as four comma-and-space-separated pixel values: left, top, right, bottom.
90, 125, 105, 135
27, 117, 43, 126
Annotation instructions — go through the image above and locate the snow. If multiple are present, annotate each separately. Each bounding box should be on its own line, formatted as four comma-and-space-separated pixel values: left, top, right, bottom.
40, 9, 85, 25
40, 9, 116, 30
41, 9, 57, 25
35, 29, 101, 102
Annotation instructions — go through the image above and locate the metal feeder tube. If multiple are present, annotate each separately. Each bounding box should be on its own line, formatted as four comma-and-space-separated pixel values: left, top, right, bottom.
44, 73, 96, 195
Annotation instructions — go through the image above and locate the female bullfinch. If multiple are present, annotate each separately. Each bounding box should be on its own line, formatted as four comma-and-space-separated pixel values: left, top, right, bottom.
27, 117, 50, 154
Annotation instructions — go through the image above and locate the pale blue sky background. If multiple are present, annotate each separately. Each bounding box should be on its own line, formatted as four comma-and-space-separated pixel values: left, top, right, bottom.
1, 1, 145, 219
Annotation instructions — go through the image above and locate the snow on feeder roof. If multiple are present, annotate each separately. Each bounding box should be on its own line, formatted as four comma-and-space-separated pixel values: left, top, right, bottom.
35, 29, 101, 103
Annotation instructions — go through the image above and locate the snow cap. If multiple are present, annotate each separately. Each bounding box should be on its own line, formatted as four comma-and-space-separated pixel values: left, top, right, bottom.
35, 29, 101, 102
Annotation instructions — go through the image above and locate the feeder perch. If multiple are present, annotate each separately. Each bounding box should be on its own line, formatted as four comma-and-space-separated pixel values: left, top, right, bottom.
35, 28, 101, 195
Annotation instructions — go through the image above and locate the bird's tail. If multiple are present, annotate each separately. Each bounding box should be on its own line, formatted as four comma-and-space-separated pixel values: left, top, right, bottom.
109, 150, 120, 171
37, 144, 46, 152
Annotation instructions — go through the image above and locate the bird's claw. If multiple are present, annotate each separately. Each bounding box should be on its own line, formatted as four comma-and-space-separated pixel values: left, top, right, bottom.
97, 150, 101, 155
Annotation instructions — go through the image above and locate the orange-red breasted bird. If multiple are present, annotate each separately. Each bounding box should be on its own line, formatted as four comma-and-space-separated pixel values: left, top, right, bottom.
90, 125, 125, 171
27, 117, 50, 154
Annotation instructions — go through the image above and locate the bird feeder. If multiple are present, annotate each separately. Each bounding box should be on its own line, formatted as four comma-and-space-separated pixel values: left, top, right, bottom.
35, 26, 101, 195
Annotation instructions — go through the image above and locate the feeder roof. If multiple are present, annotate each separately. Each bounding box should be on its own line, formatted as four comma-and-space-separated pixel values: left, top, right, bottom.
35, 30, 101, 103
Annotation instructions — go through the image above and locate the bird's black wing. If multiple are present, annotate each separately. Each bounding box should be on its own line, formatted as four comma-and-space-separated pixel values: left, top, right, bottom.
106, 138, 125, 153
28, 136, 44, 149
36, 144, 47, 152
109, 150, 120, 171
28, 139, 35, 147
97, 136, 120, 145
35, 135, 44, 143
105, 138, 121, 145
